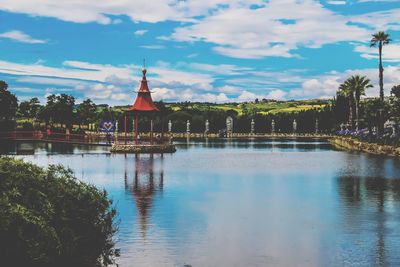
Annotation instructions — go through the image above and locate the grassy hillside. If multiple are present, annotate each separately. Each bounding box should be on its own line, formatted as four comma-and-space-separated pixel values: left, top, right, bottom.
166, 99, 330, 115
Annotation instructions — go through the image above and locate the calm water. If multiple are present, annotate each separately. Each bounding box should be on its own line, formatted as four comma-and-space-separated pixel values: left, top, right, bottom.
2, 139, 400, 267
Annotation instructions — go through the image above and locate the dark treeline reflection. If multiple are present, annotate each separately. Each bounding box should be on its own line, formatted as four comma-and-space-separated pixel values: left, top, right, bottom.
336, 156, 400, 267
337, 176, 400, 204
123, 154, 164, 239
175, 138, 332, 151
0, 140, 109, 155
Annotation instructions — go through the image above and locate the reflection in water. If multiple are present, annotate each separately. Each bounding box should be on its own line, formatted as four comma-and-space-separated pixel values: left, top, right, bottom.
176, 138, 332, 151
336, 154, 400, 267
124, 154, 164, 240
2, 139, 400, 266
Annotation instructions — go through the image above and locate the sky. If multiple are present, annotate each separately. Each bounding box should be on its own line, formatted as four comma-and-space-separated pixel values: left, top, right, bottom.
0, 0, 399, 105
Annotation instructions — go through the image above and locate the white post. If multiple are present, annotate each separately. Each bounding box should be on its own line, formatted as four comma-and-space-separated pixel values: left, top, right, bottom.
168, 120, 172, 133
271, 119, 275, 134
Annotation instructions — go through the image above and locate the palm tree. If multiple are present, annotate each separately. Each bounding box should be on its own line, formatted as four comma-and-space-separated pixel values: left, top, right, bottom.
347, 75, 373, 129
338, 81, 355, 127
391, 85, 400, 98
370, 31, 391, 102
339, 75, 373, 129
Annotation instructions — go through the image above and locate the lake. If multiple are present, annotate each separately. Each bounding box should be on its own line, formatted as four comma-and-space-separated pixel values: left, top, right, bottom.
2, 139, 400, 267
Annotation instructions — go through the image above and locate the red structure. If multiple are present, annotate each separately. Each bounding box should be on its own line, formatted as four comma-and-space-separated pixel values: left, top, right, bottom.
125, 67, 159, 144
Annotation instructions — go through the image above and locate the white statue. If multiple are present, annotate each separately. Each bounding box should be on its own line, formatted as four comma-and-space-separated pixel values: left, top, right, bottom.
205, 120, 209, 133
226, 116, 233, 133
168, 120, 172, 132
251, 119, 255, 134
293, 119, 297, 133
186, 120, 190, 133
271, 119, 275, 133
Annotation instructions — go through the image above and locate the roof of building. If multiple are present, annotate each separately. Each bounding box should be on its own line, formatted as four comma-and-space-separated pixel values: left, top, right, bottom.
129, 68, 159, 112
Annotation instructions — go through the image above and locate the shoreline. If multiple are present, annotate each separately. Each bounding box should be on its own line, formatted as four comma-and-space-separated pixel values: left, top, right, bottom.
330, 136, 400, 157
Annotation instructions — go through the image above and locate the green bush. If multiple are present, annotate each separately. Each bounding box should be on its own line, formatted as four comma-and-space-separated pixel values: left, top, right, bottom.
0, 157, 119, 267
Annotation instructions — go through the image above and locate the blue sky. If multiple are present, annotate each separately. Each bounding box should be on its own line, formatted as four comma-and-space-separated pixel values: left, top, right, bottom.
0, 0, 399, 105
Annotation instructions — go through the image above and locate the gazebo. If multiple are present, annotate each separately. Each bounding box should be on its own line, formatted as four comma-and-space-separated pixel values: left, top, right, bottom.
111, 66, 175, 153
125, 67, 159, 144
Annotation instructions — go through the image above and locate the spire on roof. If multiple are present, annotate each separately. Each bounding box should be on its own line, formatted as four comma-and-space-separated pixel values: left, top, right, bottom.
129, 65, 159, 112
142, 58, 147, 76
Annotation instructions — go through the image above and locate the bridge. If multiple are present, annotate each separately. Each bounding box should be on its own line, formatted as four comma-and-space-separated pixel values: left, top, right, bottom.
0, 131, 162, 146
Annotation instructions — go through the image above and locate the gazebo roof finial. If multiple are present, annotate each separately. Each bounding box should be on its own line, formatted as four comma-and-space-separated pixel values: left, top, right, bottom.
129, 62, 159, 112
142, 58, 147, 76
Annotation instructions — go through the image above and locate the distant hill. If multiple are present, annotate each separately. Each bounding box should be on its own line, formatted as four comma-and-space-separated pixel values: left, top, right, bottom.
164, 99, 331, 115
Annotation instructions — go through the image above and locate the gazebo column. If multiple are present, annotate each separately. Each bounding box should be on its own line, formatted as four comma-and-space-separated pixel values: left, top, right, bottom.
124, 114, 127, 145
135, 113, 139, 144
150, 113, 154, 144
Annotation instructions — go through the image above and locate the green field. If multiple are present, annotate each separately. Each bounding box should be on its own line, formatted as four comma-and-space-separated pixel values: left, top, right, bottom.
166, 99, 329, 115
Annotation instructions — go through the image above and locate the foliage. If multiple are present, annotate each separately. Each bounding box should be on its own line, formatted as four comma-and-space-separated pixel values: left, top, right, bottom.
391, 85, 400, 98
0, 81, 18, 121
0, 157, 119, 267
370, 31, 391, 101
76, 99, 97, 125
338, 75, 373, 128
39, 94, 75, 127
18, 97, 41, 119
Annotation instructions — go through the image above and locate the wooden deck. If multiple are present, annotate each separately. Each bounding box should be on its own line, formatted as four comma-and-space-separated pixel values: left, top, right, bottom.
0, 131, 175, 153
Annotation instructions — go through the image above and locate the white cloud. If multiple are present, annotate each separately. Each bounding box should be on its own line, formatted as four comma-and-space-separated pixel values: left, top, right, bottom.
237, 91, 260, 102
1, 0, 399, 61
354, 44, 400, 62
266, 89, 286, 100
134, 29, 148, 36
140, 45, 165, 49
0, 0, 184, 24
0, 30, 46, 44
3, 57, 400, 104
0, 59, 216, 104
351, 8, 400, 31
170, 0, 370, 59
187, 62, 250, 75
357, 0, 399, 2
218, 85, 239, 94
151, 87, 178, 101
288, 64, 400, 99
17, 76, 89, 87
111, 93, 129, 101
12, 87, 43, 93
326, 0, 347, 5
289, 77, 340, 99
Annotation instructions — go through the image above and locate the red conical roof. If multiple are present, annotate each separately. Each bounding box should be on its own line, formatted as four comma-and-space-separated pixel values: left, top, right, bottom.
129, 68, 159, 112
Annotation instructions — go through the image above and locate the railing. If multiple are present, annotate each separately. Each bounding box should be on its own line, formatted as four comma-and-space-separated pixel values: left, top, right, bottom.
0, 131, 171, 146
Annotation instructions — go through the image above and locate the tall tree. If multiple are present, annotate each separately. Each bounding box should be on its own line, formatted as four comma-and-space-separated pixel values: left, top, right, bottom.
390, 85, 400, 125
42, 94, 75, 128
391, 85, 400, 98
346, 75, 373, 129
0, 81, 18, 121
76, 99, 97, 126
370, 31, 391, 101
338, 81, 355, 128
18, 97, 41, 118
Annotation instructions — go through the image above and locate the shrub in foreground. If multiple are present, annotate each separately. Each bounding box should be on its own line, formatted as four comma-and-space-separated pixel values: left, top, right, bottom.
0, 157, 119, 267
